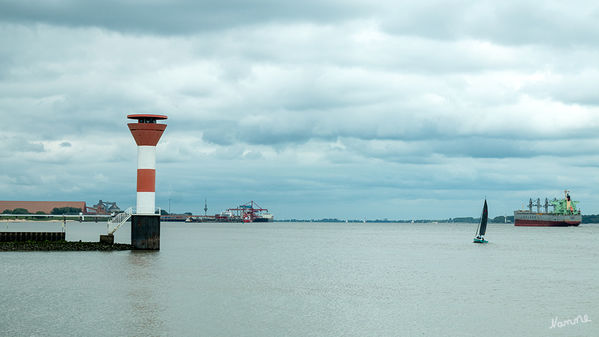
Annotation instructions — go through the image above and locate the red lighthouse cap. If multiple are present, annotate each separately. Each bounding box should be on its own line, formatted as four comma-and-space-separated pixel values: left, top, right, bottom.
127, 114, 167, 146
127, 114, 168, 121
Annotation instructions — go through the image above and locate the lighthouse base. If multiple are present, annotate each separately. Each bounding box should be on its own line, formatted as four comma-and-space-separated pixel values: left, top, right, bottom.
131, 214, 160, 250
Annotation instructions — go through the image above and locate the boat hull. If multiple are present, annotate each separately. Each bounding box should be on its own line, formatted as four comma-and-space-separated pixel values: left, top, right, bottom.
514, 220, 580, 227
514, 211, 581, 227
252, 217, 273, 222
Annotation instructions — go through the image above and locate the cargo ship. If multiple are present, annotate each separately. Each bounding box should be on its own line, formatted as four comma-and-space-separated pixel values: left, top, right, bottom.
231, 201, 273, 223
514, 190, 581, 226
253, 213, 274, 222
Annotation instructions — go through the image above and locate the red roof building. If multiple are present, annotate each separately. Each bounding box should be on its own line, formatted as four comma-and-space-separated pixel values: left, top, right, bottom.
0, 201, 87, 214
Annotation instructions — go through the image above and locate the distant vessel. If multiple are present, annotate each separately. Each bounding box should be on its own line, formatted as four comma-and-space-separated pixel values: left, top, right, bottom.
253, 213, 274, 222
514, 190, 581, 227
473, 199, 488, 243
228, 201, 273, 223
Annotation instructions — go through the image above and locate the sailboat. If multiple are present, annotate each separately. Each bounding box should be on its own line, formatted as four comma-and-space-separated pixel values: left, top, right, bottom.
473, 199, 489, 243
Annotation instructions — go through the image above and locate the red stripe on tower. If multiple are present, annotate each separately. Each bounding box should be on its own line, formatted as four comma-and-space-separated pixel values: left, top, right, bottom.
137, 169, 156, 192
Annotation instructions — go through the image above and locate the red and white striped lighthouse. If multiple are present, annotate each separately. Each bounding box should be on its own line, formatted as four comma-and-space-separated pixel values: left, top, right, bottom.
127, 114, 167, 214
127, 114, 167, 249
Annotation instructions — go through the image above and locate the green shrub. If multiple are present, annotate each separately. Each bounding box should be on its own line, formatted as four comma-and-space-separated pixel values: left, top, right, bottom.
12, 208, 29, 214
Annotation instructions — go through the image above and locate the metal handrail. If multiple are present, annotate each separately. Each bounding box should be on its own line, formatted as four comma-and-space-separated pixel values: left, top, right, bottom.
107, 207, 133, 235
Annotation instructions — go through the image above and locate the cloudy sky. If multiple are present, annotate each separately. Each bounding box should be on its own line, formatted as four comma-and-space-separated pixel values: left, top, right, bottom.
1, 0, 599, 219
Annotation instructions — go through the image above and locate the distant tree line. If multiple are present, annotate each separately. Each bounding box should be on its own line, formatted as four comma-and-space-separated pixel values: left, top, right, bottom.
278, 215, 599, 224
2, 208, 30, 214
50, 207, 82, 215
277, 217, 518, 223
582, 215, 599, 223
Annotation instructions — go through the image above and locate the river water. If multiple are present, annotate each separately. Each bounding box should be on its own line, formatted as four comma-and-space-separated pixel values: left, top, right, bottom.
1, 221, 597, 337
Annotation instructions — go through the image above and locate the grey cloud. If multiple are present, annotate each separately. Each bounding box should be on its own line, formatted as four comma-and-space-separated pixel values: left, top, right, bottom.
242, 150, 263, 160
0, 0, 370, 34
341, 135, 599, 163
432, 138, 548, 159
381, 1, 599, 46
10, 173, 43, 186
193, 28, 532, 75
202, 124, 313, 147
238, 128, 311, 146
200, 122, 238, 145
525, 70, 599, 106
0, 136, 45, 153
4, 0, 597, 49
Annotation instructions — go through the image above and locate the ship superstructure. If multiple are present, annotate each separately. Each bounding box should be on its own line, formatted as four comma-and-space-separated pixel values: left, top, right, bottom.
514, 190, 581, 227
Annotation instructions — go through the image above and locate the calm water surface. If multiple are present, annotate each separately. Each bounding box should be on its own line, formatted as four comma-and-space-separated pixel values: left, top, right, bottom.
1, 221, 597, 337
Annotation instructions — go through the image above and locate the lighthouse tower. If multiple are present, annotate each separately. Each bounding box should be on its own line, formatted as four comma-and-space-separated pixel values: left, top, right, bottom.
127, 114, 167, 250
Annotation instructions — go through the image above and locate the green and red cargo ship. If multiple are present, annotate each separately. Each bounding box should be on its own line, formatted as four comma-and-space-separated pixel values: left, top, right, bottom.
514, 190, 581, 227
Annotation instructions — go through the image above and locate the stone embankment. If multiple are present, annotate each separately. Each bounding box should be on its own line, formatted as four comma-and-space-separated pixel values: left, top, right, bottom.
0, 241, 132, 251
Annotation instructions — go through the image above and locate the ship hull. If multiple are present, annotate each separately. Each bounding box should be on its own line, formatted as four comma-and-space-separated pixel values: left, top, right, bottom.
514, 220, 580, 227
253, 217, 273, 222
514, 211, 581, 227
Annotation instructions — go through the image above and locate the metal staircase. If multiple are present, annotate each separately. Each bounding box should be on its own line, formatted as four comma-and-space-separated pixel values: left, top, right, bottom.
107, 207, 133, 235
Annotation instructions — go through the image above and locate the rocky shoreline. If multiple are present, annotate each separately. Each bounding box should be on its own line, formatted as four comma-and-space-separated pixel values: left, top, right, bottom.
0, 241, 133, 251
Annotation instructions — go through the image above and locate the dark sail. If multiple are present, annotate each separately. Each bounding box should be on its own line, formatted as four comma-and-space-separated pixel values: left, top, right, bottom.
479, 199, 488, 236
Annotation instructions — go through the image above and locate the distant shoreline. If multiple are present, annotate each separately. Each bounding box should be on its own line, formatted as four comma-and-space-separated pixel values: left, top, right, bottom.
0, 218, 109, 223
275, 215, 599, 224
0, 219, 66, 222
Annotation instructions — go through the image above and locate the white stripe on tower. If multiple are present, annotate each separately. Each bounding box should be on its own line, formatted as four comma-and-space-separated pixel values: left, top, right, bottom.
137, 192, 155, 214
137, 146, 156, 169
137, 145, 156, 214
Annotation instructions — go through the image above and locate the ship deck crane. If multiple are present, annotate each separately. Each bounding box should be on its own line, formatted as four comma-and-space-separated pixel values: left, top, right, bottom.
227, 201, 269, 222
